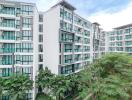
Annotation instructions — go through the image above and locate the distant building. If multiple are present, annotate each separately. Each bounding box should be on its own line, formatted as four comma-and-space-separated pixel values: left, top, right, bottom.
107, 23, 132, 55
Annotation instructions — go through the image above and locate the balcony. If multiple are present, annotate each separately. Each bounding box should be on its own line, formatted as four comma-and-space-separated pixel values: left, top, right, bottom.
0, 48, 15, 53
0, 7, 16, 18
64, 60, 73, 64
0, 60, 13, 65
0, 36, 16, 43
60, 32, 74, 43
0, 19, 16, 31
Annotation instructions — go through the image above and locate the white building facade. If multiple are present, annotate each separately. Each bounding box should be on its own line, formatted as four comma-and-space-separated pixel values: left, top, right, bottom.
0, 0, 39, 100
43, 0, 93, 75
107, 23, 132, 55
0, 0, 106, 99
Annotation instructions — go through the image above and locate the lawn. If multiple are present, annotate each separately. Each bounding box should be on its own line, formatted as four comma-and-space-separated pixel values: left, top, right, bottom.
36, 93, 52, 100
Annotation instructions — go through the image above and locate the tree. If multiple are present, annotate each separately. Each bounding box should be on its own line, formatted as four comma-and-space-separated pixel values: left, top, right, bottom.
0, 77, 5, 99
4, 74, 33, 100
79, 53, 132, 100
51, 75, 70, 100
36, 67, 54, 93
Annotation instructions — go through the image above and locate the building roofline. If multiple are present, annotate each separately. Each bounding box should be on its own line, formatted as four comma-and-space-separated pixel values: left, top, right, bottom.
93, 22, 100, 26
51, 0, 76, 11
1, 0, 36, 6
113, 23, 132, 29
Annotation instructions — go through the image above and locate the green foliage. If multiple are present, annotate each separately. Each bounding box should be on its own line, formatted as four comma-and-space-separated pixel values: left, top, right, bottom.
36, 67, 81, 100
36, 93, 52, 100
79, 53, 132, 100
3, 74, 33, 100
36, 67, 54, 90
0, 77, 5, 99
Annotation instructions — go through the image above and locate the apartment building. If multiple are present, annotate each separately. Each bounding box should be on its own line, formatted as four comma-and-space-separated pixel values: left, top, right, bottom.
43, 0, 93, 75
107, 23, 132, 54
0, 0, 39, 100
92, 22, 101, 60
100, 31, 106, 56
0, 0, 104, 99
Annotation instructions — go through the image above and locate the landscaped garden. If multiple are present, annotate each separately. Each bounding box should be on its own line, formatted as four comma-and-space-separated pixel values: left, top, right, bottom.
0, 53, 132, 100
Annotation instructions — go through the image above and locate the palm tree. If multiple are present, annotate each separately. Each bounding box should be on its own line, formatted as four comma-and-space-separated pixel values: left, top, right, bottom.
4, 74, 33, 100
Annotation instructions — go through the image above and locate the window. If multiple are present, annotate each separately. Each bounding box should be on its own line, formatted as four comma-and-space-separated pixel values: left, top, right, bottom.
39, 14, 43, 22
2, 7, 15, 15
74, 63, 81, 70
0, 68, 12, 77
74, 45, 81, 52
117, 30, 123, 35
2, 55, 13, 65
64, 55, 72, 63
23, 18, 32, 28
16, 55, 33, 65
64, 44, 72, 52
126, 35, 132, 39
3, 31, 15, 40
60, 8, 72, 22
39, 64, 43, 70
39, 24, 43, 32
61, 31, 74, 42
39, 34, 43, 42
61, 65, 73, 74
39, 44, 43, 52
16, 43, 33, 53
116, 36, 122, 40
25, 93, 32, 100
84, 46, 90, 52
21, 5, 33, 15
84, 38, 90, 44
116, 47, 123, 51
39, 54, 43, 62
74, 54, 81, 61
126, 41, 132, 46
22, 67, 32, 76
125, 29, 130, 33
110, 37, 115, 41
22, 30, 32, 40
126, 47, 132, 52
2, 95, 9, 100
116, 42, 122, 46
2, 19, 15, 27
60, 21, 72, 32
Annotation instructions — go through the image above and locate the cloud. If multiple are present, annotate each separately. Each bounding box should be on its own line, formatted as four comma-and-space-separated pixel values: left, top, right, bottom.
88, 1, 132, 31
8, 0, 132, 31
67, 0, 130, 16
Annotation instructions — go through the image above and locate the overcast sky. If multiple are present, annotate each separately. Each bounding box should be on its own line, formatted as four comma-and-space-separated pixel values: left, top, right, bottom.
9, 0, 132, 31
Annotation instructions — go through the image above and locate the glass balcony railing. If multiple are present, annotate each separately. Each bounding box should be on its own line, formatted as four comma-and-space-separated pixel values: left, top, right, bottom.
0, 60, 13, 65
64, 49, 72, 53
0, 36, 16, 40
64, 60, 73, 64
0, 48, 15, 53
0, 8, 15, 15
0, 23, 15, 28
74, 49, 82, 52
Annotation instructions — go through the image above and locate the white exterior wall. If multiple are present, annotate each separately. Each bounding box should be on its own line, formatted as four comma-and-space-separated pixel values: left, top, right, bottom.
32, 6, 39, 100
90, 24, 94, 62
43, 6, 60, 74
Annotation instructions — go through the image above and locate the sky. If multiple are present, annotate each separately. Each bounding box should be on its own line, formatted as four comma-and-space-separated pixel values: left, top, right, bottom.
9, 0, 132, 31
